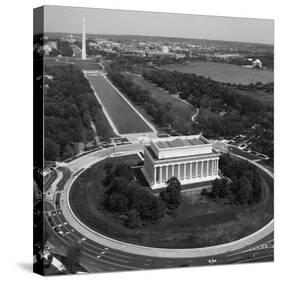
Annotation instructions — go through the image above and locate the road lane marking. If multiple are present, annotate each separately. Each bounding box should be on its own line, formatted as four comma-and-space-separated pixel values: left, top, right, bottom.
83, 252, 141, 270
237, 254, 273, 264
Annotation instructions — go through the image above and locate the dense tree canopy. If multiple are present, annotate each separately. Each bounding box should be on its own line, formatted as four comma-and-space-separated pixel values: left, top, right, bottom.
44, 64, 114, 161
159, 177, 182, 210
102, 163, 183, 228
142, 69, 273, 157
107, 69, 193, 134
208, 154, 262, 205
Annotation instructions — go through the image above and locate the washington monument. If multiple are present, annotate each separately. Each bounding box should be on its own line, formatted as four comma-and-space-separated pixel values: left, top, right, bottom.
82, 18, 86, 60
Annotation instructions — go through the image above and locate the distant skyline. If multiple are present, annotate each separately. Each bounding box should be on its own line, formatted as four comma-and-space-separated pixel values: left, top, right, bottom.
43, 5, 274, 45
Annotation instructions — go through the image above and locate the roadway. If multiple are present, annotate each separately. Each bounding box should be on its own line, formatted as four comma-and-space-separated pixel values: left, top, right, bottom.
42, 144, 274, 273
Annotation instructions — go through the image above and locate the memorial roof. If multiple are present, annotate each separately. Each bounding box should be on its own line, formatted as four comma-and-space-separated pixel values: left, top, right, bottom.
154, 136, 207, 149
145, 146, 219, 162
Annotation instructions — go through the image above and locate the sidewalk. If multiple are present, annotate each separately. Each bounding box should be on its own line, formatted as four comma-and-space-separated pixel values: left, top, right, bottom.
45, 170, 63, 202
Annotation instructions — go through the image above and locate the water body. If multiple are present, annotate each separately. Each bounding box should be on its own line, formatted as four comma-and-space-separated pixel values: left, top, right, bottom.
162, 62, 273, 84
86, 74, 153, 135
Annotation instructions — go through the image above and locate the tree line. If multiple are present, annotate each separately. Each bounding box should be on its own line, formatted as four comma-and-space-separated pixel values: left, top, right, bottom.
142, 69, 273, 157
107, 69, 193, 134
49, 40, 73, 57
44, 64, 114, 161
102, 162, 182, 228
204, 154, 262, 205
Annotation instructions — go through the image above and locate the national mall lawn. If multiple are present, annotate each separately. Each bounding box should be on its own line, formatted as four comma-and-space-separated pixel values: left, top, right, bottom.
69, 154, 273, 249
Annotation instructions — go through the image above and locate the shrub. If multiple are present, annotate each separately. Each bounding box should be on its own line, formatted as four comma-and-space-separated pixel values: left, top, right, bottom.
160, 177, 182, 210
107, 193, 129, 213
114, 164, 133, 181
201, 188, 208, 196
125, 209, 142, 228
104, 161, 113, 170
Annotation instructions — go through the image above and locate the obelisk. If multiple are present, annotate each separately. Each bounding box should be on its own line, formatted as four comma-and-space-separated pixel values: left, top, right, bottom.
82, 18, 86, 60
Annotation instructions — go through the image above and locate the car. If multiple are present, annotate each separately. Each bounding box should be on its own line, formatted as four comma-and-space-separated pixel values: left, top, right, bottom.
239, 144, 248, 149
179, 264, 190, 267
208, 258, 217, 264
248, 252, 258, 259
57, 230, 65, 237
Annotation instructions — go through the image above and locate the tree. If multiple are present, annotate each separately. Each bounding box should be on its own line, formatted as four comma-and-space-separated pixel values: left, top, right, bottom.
125, 209, 142, 228
62, 144, 74, 160
166, 185, 182, 209
160, 177, 182, 210
252, 170, 262, 202
219, 178, 230, 198
44, 102, 64, 117
49, 49, 60, 57
106, 176, 129, 195
236, 177, 254, 204
103, 171, 115, 187
127, 185, 162, 221
107, 193, 129, 213
114, 164, 133, 181
64, 244, 82, 274
211, 178, 230, 199
166, 177, 181, 191
201, 188, 208, 196
82, 110, 92, 128
44, 137, 59, 160
211, 179, 223, 198
44, 64, 113, 161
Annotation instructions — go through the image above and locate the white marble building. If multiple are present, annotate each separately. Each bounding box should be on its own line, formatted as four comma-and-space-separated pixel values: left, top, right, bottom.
143, 135, 220, 189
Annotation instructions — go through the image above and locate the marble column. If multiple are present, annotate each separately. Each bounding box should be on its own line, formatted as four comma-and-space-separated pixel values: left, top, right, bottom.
216, 159, 218, 175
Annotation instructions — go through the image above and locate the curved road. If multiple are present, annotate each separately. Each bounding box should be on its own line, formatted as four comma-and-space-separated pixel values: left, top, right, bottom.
43, 143, 274, 272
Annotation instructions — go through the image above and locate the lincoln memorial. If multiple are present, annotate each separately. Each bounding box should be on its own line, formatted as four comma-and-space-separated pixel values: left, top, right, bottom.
143, 135, 220, 190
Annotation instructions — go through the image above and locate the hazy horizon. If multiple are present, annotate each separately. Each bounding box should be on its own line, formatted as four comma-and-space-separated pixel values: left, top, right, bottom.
42, 5, 274, 45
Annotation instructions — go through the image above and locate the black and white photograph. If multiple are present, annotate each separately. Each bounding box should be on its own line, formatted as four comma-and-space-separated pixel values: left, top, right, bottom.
33, 4, 274, 276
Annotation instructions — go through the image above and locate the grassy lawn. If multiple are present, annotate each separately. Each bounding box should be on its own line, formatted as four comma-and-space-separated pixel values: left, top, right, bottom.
126, 73, 196, 122
68, 59, 102, 71
197, 107, 220, 120
161, 62, 273, 84
69, 155, 273, 249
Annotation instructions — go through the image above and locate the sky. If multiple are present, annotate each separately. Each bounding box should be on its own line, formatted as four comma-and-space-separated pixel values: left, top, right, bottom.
43, 5, 274, 45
